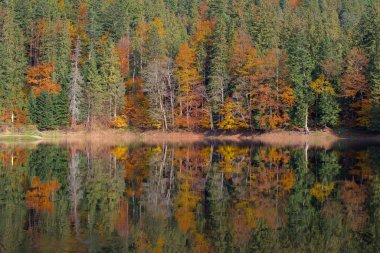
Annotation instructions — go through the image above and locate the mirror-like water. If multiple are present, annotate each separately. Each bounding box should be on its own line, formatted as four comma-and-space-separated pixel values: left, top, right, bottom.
0, 141, 379, 252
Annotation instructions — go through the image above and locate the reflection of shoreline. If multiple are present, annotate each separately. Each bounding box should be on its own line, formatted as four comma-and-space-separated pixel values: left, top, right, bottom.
1, 129, 380, 148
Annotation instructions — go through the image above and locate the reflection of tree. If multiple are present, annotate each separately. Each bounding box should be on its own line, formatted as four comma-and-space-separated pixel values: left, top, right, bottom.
0, 143, 379, 252
85, 153, 125, 235
284, 148, 316, 250
310, 151, 341, 202
241, 147, 294, 235
0, 146, 29, 253
206, 169, 232, 253
340, 180, 368, 231
26, 176, 61, 212
217, 145, 249, 179
68, 149, 82, 236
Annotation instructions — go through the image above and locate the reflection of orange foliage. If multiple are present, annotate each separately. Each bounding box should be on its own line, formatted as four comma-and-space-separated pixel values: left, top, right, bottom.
217, 145, 249, 179
27, 64, 61, 96
26, 176, 61, 212
174, 146, 212, 180
280, 169, 296, 191
0, 147, 29, 168
288, 0, 301, 8
175, 180, 200, 232
340, 180, 368, 231
123, 147, 150, 198
232, 147, 292, 237
151, 17, 166, 37
153, 236, 165, 253
310, 182, 335, 202
250, 147, 294, 193
116, 198, 129, 239
349, 151, 372, 180
112, 146, 128, 160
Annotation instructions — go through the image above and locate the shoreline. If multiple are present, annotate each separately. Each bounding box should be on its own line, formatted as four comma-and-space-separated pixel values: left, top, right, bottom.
1, 128, 378, 148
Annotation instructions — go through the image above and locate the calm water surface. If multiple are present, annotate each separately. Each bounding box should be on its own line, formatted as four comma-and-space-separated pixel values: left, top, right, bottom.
0, 141, 379, 252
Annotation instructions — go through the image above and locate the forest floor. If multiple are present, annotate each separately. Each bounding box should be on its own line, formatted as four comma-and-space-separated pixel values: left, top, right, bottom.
1, 128, 378, 148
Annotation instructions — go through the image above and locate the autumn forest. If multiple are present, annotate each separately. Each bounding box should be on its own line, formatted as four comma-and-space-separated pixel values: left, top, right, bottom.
0, 0, 380, 132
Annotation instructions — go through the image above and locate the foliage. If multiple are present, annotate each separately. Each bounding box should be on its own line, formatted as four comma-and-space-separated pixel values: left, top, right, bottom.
0, 0, 380, 131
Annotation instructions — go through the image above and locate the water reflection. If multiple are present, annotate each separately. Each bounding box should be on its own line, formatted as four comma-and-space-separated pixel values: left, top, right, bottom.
0, 142, 379, 252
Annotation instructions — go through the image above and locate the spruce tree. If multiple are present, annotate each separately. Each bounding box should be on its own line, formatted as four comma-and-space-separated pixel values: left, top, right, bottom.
208, 16, 230, 127
29, 91, 56, 130
0, 6, 27, 126
287, 29, 314, 133
99, 41, 125, 120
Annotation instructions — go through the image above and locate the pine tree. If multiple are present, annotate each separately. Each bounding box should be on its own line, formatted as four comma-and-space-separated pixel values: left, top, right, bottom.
85, 46, 104, 125
99, 40, 125, 121
370, 48, 380, 130
29, 91, 56, 130
287, 29, 314, 133
208, 16, 230, 128
0, 6, 27, 127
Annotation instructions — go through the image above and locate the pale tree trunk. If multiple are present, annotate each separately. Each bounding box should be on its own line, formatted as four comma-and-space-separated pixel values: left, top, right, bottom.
305, 105, 309, 134
11, 111, 14, 133
114, 95, 117, 120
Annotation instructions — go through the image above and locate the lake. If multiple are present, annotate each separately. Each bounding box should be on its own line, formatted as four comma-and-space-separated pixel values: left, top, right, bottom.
0, 140, 379, 252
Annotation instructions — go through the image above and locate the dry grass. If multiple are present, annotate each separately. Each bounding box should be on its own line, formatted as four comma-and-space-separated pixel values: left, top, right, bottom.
30, 128, 348, 148
3, 128, 380, 149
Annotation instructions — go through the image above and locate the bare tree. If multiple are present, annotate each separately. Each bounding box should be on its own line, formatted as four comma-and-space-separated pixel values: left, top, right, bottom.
69, 37, 84, 126
143, 58, 174, 130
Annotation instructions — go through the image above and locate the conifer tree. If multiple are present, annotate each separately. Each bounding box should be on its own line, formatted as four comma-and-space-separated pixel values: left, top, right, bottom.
99, 41, 125, 121
287, 29, 314, 133
0, 6, 27, 127
208, 16, 230, 127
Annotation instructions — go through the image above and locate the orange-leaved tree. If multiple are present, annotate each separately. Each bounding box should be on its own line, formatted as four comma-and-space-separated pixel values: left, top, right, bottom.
27, 63, 61, 96
218, 97, 249, 130
175, 42, 210, 129
341, 48, 370, 127
124, 77, 151, 128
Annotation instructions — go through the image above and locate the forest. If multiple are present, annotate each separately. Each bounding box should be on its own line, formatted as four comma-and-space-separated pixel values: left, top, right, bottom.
0, 0, 379, 132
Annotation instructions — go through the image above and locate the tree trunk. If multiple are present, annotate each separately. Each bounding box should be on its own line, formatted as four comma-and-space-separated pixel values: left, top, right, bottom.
304, 105, 309, 134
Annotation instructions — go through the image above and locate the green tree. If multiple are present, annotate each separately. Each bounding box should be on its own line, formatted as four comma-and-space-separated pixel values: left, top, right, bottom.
0, 6, 27, 127
99, 41, 125, 121
287, 29, 314, 133
208, 16, 230, 128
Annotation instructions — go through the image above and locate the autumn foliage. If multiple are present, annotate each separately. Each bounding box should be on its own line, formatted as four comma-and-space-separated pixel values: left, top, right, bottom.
27, 64, 61, 96
26, 176, 61, 212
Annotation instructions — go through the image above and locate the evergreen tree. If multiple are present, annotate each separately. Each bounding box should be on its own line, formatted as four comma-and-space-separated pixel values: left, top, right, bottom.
0, 6, 27, 126
287, 29, 314, 133
99, 41, 125, 120
85, 46, 104, 125
208, 16, 230, 128
29, 91, 56, 130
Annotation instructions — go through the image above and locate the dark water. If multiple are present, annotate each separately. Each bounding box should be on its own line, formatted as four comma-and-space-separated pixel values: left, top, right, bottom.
0, 141, 380, 253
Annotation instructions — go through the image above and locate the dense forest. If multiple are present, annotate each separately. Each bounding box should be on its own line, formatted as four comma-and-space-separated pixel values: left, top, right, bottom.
0, 0, 379, 132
